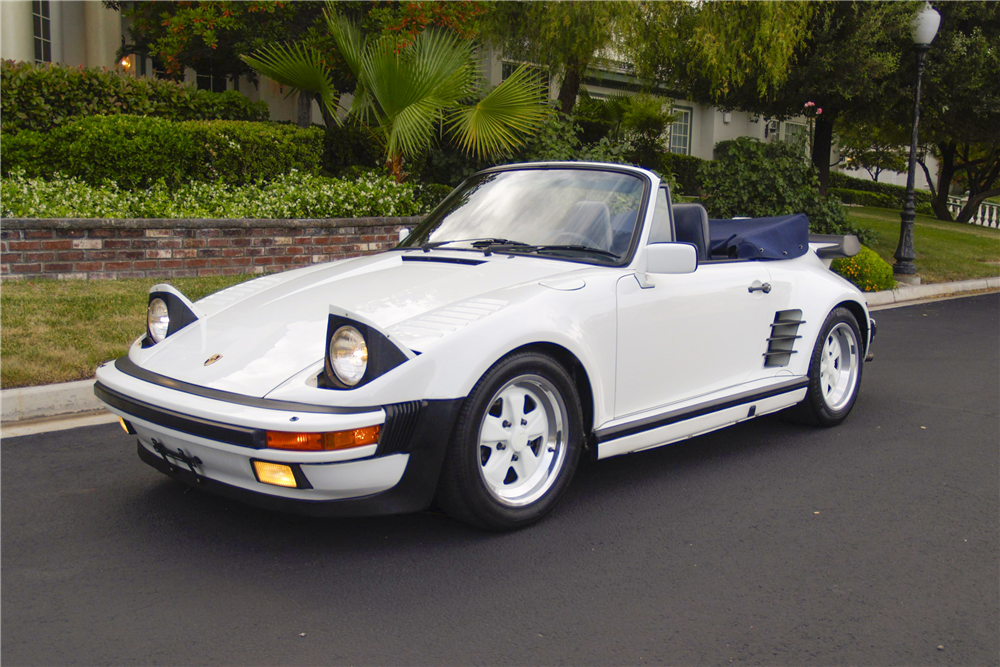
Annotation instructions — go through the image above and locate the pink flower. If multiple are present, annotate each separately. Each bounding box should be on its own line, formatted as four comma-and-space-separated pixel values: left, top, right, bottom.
816, 108, 823, 115
804, 101, 815, 107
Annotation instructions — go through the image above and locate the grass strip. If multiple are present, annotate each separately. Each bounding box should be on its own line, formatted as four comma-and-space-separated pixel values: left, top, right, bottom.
1, 275, 252, 389
846, 206, 999, 284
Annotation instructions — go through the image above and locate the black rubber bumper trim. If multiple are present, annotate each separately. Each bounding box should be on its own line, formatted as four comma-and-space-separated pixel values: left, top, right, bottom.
136, 398, 465, 517
595, 378, 809, 444
113, 356, 375, 415
97, 382, 267, 448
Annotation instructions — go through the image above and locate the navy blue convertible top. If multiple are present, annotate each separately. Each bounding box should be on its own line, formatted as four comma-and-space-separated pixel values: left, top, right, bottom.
708, 214, 810, 260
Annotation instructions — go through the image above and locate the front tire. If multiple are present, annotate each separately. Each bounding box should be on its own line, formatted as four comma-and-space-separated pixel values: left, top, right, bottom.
437, 351, 583, 531
795, 307, 864, 426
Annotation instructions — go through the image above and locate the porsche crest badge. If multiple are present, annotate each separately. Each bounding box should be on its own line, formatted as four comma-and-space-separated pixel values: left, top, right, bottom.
204, 354, 222, 366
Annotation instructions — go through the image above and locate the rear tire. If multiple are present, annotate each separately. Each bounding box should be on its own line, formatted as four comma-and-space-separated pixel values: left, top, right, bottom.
792, 307, 864, 426
437, 351, 583, 531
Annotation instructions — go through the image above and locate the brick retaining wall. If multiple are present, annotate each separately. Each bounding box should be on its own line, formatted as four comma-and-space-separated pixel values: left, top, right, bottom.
0, 217, 423, 280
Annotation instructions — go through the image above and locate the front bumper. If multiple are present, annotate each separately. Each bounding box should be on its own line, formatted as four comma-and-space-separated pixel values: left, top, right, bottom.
95, 358, 463, 516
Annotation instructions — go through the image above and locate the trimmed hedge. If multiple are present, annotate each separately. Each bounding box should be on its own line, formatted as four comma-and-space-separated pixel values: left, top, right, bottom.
831, 246, 896, 292
830, 187, 898, 209
2, 115, 324, 188
1, 59, 268, 133
701, 138, 871, 244
1, 169, 442, 219
829, 172, 934, 208
660, 152, 707, 196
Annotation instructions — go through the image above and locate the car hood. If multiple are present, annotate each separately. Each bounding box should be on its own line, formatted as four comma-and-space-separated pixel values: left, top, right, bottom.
135, 251, 579, 397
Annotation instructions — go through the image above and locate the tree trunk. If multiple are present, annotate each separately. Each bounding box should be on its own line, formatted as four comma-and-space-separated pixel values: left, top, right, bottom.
931, 140, 957, 221
557, 59, 582, 115
296, 91, 313, 128
956, 188, 1000, 224
810, 109, 837, 195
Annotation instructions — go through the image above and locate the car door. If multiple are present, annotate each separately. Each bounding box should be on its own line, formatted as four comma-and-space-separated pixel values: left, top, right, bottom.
614, 260, 776, 420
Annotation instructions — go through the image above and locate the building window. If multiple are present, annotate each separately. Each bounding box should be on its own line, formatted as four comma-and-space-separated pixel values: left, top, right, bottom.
197, 67, 228, 93
32, 0, 52, 64
780, 120, 809, 154
669, 106, 693, 155
501, 61, 549, 89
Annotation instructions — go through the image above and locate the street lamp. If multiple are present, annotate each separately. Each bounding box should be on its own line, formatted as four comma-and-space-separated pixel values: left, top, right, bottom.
893, 2, 941, 282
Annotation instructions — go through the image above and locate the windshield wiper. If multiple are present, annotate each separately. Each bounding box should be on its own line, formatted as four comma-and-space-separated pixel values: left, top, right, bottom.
419, 238, 528, 253
505, 244, 620, 260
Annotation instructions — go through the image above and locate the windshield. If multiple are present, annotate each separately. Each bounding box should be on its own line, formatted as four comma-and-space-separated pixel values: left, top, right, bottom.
400, 167, 647, 261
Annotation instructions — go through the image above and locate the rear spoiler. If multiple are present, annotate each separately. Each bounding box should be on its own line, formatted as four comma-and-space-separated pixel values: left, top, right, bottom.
808, 234, 861, 260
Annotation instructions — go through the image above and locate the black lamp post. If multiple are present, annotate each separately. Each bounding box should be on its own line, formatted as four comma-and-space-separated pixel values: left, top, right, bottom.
893, 2, 941, 282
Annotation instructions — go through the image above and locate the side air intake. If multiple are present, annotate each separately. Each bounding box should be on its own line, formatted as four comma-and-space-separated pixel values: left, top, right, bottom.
764, 310, 805, 367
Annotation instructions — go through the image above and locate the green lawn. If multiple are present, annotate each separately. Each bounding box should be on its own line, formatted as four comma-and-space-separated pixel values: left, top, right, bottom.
846, 206, 1000, 284
1, 275, 252, 389
1, 205, 997, 389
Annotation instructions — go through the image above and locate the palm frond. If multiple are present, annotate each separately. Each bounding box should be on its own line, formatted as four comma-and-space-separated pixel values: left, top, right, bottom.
324, 3, 366, 81
447, 64, 552, 160
241, 43, 339, 119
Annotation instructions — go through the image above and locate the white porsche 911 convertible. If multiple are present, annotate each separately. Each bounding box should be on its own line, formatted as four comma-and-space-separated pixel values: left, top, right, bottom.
95, 162, 875, 530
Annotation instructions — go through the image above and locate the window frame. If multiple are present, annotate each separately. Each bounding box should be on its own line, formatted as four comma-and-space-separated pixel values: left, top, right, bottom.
669, 106, 693, 156
32, 0, 52, 65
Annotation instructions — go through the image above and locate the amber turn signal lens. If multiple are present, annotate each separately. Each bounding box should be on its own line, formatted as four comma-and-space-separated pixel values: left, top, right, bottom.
252, 461, 298, 488
265, 425, 380, 452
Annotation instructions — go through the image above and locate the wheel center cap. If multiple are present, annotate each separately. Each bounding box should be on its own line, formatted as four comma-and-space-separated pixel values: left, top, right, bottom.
512, 430, 528, 452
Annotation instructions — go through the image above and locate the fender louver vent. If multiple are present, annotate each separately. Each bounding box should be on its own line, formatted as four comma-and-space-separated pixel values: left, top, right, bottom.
377, 401, 424, 455
764, 309, 805, 367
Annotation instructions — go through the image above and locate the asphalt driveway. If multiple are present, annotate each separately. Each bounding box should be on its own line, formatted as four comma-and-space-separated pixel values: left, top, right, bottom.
2, 294, 997, 666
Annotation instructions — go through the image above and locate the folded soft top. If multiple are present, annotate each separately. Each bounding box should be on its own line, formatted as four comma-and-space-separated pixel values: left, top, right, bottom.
708, 214, 810, 260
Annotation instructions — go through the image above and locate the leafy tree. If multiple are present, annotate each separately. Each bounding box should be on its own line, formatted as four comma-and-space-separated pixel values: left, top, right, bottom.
110, 1, 487, 126
243, 8, 550, 182
907, 2, 1000, 222
836, 119, 908, 182
625, 1, 915, 194
480, 1, 625, 114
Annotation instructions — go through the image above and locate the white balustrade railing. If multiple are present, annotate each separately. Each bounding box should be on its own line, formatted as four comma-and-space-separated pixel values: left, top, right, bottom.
947, 196, 999, 228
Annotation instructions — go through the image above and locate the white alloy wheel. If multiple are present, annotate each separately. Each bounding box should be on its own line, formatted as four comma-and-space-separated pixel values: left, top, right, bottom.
819, 322, 860, 411
477, 375, 568, 507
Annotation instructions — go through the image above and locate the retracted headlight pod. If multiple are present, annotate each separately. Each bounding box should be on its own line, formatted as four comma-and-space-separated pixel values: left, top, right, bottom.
143, 285, 200, 346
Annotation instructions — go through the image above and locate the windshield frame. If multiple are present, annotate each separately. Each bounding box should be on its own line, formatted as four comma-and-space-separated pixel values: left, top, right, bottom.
398, 163, 654, 268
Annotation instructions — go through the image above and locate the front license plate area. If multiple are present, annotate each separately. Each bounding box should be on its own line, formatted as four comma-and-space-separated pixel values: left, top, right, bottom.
151, 438, 203, 476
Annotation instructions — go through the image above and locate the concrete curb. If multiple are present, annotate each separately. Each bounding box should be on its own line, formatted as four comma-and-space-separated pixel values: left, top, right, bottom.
2, 378, 101, 425
2, 277, 998, 428
864, 276, 1000, 306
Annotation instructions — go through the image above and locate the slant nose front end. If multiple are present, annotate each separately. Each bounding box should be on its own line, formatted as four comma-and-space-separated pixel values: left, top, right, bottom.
95, 358, 462, 516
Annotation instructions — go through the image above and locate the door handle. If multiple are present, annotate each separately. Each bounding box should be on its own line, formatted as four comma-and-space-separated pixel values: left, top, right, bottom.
748, 282, 772, 294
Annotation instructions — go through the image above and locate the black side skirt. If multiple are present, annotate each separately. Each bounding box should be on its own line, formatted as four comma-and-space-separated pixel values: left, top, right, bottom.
594, 378, 808, 444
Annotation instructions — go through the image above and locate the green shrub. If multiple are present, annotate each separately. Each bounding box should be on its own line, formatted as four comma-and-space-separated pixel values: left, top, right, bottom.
829, 187, 898, 209
829, 172, 934, 208
1, 115, 324, 188
831, 246, 896, 292
414, 183, 455, 212
660, 152, 706, 195
701, 137, 872, 244
0, 59, 268, 133
1, 169, 433, 219
322, 122, 382, 175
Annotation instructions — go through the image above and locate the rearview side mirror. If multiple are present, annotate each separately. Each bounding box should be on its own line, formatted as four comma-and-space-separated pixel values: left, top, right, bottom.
398, 227, 410, 243
645, 242, 698, 275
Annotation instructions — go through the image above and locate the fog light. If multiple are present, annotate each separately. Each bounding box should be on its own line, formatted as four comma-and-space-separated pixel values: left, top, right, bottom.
119, 417, 136, 434
265, 425, 380, 451
252, 461, 298, 488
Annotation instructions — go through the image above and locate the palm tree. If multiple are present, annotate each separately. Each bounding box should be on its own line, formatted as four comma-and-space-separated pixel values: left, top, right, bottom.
242, 5, 550, 182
